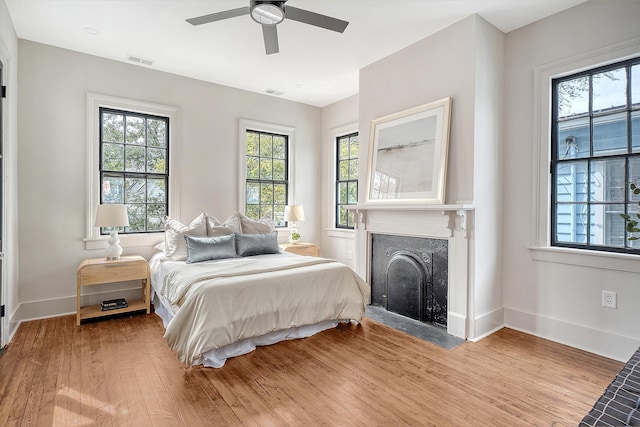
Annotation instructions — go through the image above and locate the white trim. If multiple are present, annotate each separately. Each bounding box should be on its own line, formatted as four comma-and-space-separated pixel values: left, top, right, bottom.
237, 118, 295, 214
328, 122, 358, 229
532, 37, 640, 257
326, 228, 355, 239
529, 245, 640, 273
0, 38, 9, 347
85, 93, 179, 249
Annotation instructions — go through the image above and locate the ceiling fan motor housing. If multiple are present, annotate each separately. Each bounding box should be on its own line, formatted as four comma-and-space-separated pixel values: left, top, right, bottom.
250, 1, 287, 25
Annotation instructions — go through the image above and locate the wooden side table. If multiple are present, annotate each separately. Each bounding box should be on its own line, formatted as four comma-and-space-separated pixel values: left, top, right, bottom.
280, 242, 320, 257
76, 255, 150, 325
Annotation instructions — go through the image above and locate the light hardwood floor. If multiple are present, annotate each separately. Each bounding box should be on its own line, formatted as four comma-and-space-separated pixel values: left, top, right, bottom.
0, 313, 622, 426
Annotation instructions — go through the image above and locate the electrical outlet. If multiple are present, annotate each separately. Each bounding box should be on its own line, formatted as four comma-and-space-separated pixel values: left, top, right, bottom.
602, 291, 617, 309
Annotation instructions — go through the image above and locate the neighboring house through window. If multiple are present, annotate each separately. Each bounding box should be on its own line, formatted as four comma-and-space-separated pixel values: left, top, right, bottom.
240, 120, 293, 228
336, 132, 358, 228
551, 56, 640, 253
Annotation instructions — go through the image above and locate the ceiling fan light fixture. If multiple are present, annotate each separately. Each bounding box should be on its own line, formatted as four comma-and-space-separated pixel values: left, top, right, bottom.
250, 1, 285, 25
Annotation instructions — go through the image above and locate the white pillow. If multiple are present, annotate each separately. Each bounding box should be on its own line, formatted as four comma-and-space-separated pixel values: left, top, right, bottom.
237, 212, 276, 234
164, 213, 207, 260
220, 213, 243, 234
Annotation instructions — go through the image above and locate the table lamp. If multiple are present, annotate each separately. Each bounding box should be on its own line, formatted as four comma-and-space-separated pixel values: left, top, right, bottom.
95, 204, 130, 260
284, 205, 305, 244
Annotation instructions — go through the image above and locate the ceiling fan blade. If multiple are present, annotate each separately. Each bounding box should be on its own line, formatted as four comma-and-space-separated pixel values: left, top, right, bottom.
284, 6, 349, 33
262, 24, 279, 55
186, 7, 250, 26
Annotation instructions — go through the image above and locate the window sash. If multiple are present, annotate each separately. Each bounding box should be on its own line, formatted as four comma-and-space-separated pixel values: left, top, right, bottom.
336, 132, 358, 229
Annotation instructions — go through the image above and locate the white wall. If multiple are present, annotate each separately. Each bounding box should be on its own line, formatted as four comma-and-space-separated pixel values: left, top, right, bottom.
503, 0, 640, 361
15, 40, 322, 322
0, 0, 19, 343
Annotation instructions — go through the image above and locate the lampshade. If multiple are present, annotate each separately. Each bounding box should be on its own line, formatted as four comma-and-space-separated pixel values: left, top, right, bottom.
95, 204, 130, 228
284, 205, 305, 222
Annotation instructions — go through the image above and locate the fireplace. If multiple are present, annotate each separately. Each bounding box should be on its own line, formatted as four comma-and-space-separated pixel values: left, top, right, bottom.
370, 233, 448, 327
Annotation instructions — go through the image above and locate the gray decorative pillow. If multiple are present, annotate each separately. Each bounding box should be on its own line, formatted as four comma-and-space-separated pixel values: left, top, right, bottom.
184, 234, 236, 264
235, 231, 280, 257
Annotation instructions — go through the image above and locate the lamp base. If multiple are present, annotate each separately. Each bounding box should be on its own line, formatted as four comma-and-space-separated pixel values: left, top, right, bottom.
105, 230, 123, 261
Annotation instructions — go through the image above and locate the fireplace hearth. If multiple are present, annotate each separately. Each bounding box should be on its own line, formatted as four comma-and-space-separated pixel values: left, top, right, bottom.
370, 233, 448, 327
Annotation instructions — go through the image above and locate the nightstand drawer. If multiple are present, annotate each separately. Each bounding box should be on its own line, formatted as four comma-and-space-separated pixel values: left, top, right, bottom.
280, 243, 320, 257
78, 259, 148, 285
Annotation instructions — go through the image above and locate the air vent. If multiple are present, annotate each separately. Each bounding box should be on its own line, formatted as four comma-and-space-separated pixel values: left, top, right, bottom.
127, 54, 155, 67
265, 89, 284, 96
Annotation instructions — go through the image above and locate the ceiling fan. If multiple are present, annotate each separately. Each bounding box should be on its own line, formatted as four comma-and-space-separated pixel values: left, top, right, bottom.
186, 1, 349, 55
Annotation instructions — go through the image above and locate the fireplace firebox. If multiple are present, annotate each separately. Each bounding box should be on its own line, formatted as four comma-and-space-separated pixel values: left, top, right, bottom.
370, 233, 448, 327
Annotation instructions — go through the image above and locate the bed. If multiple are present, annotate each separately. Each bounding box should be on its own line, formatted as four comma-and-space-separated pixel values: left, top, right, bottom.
150, 212, 369, 367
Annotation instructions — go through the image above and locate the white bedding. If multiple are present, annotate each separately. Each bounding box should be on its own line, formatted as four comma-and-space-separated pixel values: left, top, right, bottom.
150, 251, 369, 367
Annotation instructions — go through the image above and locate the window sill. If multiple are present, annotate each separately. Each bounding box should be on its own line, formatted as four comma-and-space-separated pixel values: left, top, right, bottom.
529, 246, 640, 274
326, 228, 356, 239
84, 233, 165, 251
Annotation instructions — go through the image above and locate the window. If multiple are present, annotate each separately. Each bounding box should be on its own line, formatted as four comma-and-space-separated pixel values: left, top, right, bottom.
336, 132, 358, 228
99, 107, 169, 234
244, 129, 288, 226
551, 57, 640, 253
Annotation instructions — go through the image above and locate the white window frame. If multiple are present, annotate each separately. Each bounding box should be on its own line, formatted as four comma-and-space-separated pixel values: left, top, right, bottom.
84, 93, 179, 249
238, 119, 295, 228
530, 39, 640, 272
327, 122, 358, 239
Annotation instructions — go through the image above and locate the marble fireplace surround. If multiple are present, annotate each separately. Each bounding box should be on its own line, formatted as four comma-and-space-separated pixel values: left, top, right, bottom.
350, 204, 473, 339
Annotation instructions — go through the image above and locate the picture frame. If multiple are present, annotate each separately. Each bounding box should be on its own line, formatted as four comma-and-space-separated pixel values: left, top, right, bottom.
365, 97, 452, 205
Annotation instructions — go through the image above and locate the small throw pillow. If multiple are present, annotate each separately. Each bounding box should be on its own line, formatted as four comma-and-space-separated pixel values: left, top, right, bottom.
238, 212, 276, 234
220, 213, 243, 234
184, 234, 236, 264
164, 213, 208, 260
236, 231, 280, 257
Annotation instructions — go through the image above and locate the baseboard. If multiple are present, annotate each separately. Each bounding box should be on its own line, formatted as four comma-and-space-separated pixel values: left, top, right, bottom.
504, 307, 640, 362
447, 312, 466, 339
470, 307, 505, 341
13, 287, 144, 325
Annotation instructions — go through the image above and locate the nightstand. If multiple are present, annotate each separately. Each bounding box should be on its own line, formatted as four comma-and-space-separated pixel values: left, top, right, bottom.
76, 255, 151, 325
280, 242, 320, 257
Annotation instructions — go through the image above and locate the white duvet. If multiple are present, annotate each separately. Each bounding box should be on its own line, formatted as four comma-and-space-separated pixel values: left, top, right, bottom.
153, 253, 369, 365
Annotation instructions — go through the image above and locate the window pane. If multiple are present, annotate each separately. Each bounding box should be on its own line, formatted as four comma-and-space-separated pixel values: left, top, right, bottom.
147, 118, 167, 147
102, 143, 124, 171
126, 204, 146, 232
273, 136, 286, 159
259, 158, 273, 180
246, 132, 259, 155
147, 204, 165, 231
627, 203, 640, 249
246, 156, 259, 179
126, 116, 145, 144
273, 205, 285, 227
633, 64, 640, 106
628, 157, 640, 202
349, 159, 359, 180
102, 174, 123, 203
245, 204, 260, 219
338, 182, 347, 204
338, 206, 348, 227
632, 111, 640, 153
273, 184, 286, 205
350, 136, 359, 158
147, 178, 166, 203
339, 160, 349, 180
259, 205, 273, 220
273, 159, 285, 180
147, 148, 166, 173
590, 203, 625, 247
555, 203, 588, 244
556, 161, 588, 202
246, 182, 259, 204
125, 145, 145, 172
339, 138, 349, 160
593, 113, 627, 155
125, 177, 146, 203
260, 183, 273, 204
347, 210, 355, 228
557, 76, 589, 118
347, 181, 358, 204
557, 118, 590, 159
590, 158, 625, 202
593, 67, 627, 113
260, 134, 273, 157
102, 113, 124, 143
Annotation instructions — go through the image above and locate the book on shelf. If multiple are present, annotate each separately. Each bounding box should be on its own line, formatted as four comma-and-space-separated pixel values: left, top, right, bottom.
101, 298, 128, 311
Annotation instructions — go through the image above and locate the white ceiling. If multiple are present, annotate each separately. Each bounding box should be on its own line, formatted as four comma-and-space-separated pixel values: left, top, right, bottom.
5, 0, 588, 107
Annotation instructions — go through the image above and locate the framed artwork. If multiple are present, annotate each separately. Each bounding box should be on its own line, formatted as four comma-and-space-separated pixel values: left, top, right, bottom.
365, 97, 452, 205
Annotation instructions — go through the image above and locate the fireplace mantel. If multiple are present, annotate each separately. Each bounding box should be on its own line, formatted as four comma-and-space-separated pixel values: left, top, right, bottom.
346, 204, 474, 238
